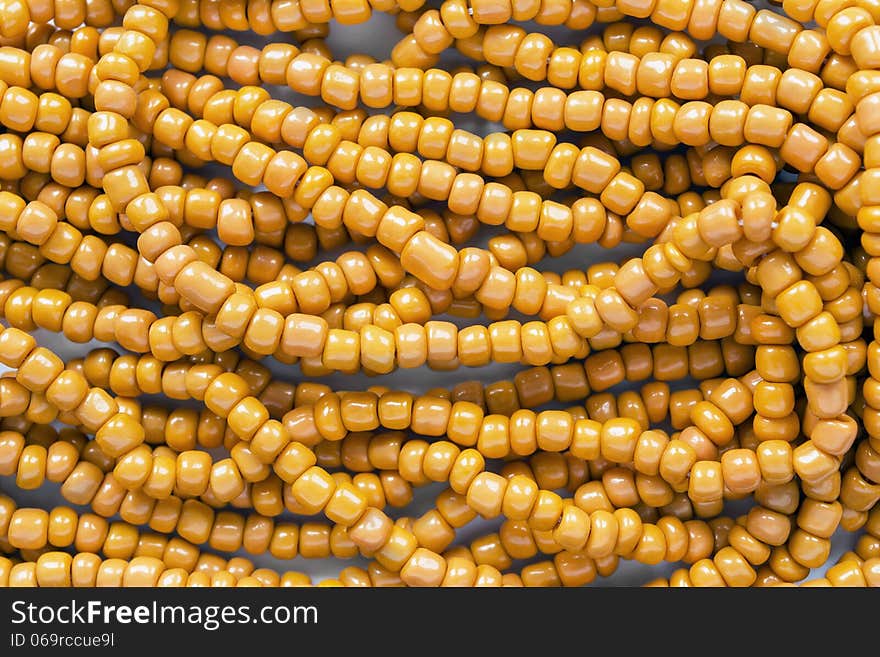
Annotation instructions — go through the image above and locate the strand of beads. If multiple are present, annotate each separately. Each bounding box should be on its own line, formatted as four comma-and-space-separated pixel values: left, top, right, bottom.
0, 0, 876, 587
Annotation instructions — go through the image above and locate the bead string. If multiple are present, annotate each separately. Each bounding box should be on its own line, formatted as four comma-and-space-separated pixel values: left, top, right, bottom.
0, 0, 877, 587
